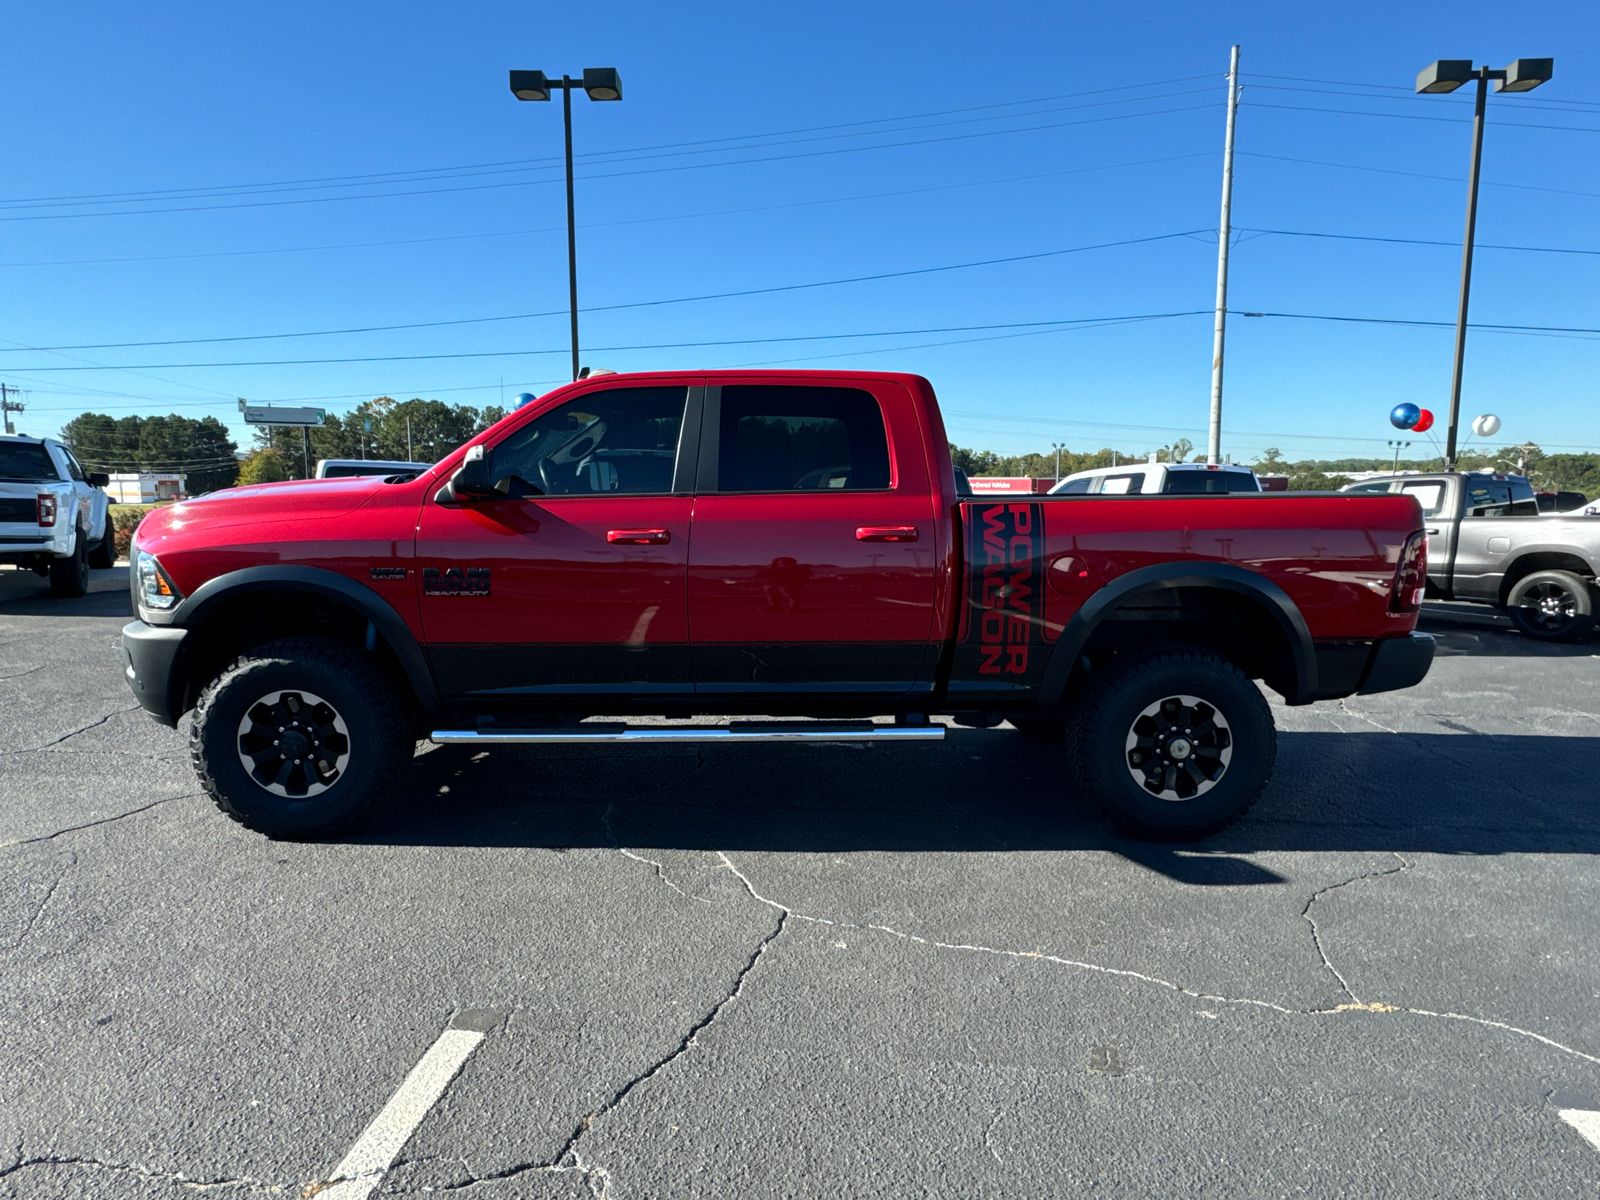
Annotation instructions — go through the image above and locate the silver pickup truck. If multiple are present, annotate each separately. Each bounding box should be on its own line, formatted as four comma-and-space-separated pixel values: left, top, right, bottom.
1342, 472, 1599, 641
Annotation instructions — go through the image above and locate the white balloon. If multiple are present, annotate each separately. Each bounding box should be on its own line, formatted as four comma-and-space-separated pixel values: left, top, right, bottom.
1472, 414, 1501, 438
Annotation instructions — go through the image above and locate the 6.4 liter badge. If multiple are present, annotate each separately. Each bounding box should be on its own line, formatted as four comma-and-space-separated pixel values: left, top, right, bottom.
423, 566, 490, 597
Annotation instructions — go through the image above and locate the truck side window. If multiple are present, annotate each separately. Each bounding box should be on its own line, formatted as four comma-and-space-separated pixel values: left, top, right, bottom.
1399, 482, 1444, 517
489, 386, 687, 496
716, 385, 890, 492
1508, 480, 1539, 516
1464, 480, 1513, 517
1057, 477, 1092, 493
1099, 472, 1144, 495
59, 447, 87, 483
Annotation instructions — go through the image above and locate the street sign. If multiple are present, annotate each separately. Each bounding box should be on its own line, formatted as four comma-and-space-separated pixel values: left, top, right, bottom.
240, 404, 325, 427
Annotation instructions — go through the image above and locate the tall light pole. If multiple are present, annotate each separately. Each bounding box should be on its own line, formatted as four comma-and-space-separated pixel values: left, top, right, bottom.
1415, 58, 1552, 467
509, 67, 624, 382
1051, 441, 1065, 482
1206, 44, 1241, 466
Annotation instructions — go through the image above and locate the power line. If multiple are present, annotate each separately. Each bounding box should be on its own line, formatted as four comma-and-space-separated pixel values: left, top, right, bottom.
1245, 99, 1600, 136
1238, 227, 1600, 256
0, 102, 1221, 224
1236, 310, 1600, 337
1239, 150, 1600, 201
0, 73, 1219, 210
0, 310, 1213, 372
1245, 72, 1600, 110
0, 152, 1214, 269
0, 230, 1209, 354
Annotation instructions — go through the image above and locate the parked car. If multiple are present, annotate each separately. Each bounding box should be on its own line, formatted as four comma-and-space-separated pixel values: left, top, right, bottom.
1048, 461, 1261, 495
0, 435, 113, 596
1341, 472, 1600, 640
123, 370, 1431, 842
314, 458, 431, 479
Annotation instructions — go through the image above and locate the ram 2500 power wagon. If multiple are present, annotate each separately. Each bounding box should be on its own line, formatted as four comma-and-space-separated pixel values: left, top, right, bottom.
121, 370, 1434, 841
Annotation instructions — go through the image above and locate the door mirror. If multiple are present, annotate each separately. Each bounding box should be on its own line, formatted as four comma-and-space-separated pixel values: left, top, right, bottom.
87, 472, 111, 488
447, 445, 500, 502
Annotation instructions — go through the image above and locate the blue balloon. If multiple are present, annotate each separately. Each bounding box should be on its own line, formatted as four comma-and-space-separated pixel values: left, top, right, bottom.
1390, 403, 1420, 430
514, 392, 537, 409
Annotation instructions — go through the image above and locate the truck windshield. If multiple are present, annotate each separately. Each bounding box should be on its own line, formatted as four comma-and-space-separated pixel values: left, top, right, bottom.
0, 442, 56, 481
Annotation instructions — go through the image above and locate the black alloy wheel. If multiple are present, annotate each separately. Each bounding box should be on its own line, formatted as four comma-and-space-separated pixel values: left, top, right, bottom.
191, 637, 410, 838
1507, 570, 1597, 642
1069, 647, 1275, 840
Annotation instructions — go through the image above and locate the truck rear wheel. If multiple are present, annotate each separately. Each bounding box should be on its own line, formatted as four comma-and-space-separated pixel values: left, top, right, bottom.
1506, 570, 1596, 642
48, 529, 89, 598
190, 637, 410, 838
1069, 647, 1274, 841
88, 533, 116, 570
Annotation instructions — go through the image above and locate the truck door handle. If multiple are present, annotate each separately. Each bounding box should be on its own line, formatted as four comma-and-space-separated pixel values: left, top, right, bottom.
856, 526, 919, 543
1426, 528, 1440, 535
607, 528, 671, 545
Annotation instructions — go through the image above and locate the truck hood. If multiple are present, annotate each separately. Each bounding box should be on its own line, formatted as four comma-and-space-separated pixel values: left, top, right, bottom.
139, 475, 395, 537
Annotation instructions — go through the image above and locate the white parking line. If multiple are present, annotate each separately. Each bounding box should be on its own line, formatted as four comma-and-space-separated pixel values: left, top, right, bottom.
318, 1009, 502, 1200
1560, 1108, 1600, 1154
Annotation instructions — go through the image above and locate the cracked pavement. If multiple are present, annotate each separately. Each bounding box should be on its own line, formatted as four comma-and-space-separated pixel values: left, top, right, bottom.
3, 572, 1600, 1197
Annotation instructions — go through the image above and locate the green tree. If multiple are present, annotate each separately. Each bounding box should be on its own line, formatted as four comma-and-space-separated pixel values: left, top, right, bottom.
62, 411, 239, 493
236, 448, 290, 486
255, 397, 504, 478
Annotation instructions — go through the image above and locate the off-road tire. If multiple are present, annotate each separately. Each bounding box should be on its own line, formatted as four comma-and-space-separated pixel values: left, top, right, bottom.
1068, 647, 1275, 841
1506, 570, 1596, 642
87, 532, 116, 570
48, 529, 89, 598
190, 636, 410, 838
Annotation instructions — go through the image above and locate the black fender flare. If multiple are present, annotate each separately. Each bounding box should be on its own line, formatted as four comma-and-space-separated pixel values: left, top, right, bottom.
1036, 561, 1318, 707
169, 565, 440, 712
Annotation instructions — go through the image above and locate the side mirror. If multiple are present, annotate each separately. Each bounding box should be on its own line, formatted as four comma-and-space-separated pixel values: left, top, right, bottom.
446, 445, 500, 502
87, 472, 111, 488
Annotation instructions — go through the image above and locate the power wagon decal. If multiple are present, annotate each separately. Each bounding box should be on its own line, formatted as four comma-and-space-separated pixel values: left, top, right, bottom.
951, 502, 1058, 698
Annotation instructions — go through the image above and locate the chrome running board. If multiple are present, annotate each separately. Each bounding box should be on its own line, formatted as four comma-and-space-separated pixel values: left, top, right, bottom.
430, 721, 944, 745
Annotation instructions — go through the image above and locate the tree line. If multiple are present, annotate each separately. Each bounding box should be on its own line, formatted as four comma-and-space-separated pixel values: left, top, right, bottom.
60, 413, 241, 495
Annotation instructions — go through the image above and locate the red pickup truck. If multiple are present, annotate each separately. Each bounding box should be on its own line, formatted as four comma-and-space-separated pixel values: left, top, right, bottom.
122, 370, 1432, 841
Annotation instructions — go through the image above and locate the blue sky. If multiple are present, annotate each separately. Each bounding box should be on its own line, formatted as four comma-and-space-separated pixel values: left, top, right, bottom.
3, 1, 1596, 464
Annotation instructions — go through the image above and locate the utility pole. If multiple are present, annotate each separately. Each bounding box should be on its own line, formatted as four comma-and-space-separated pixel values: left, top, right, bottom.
407, 418, 414, 462
0, 383, 23, 435
1207, 44, 1241, 466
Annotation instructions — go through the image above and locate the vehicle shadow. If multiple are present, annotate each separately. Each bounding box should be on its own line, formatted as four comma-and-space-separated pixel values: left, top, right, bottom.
1418, 609, 1600, 658
355, 730, 1600, 885
0, 569, 131, 618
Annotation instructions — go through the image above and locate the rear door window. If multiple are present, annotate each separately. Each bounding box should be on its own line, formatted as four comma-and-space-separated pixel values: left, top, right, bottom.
1098, 472, 1144, 495
490, 386, 687, 496
1399, 482, 1445, 517
715, 385, 890, 492
1056, 477, 1093, 493
1508, 480, 1539, 516
1464, 480, 1513, 517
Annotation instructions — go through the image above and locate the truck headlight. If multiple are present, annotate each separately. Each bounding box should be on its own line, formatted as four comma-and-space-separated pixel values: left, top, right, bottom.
136, 549, 182, 611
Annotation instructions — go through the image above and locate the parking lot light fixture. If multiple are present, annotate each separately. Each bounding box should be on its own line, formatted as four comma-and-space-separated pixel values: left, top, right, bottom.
508, 67, 624, 381
1415, 56, 1552, 468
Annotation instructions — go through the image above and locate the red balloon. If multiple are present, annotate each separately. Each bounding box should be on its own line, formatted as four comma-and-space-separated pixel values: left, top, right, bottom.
1412, 408, 1435, 433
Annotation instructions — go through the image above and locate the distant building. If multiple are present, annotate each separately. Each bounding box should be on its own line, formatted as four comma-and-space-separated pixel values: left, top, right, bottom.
108, 472, 187, 504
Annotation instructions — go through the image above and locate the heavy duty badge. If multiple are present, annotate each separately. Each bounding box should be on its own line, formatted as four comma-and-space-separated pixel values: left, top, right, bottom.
423, 566, 490, 596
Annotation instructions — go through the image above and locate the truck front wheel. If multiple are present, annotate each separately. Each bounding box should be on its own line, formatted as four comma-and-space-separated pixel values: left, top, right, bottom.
1506, 570, 1596, 642
1070, 647, 1275, 841
190, 637, 411, 838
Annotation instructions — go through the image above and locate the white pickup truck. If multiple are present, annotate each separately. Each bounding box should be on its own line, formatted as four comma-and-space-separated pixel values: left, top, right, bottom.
0, 435, 114, 597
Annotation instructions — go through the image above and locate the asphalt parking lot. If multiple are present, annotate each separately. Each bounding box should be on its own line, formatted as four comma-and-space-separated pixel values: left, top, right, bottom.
2, 566, 1599, 1198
